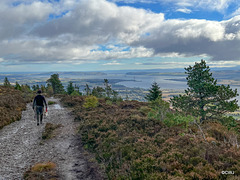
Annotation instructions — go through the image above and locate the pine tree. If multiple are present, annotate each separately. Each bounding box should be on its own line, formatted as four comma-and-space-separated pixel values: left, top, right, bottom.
3, 77, 11, 87
47, 74, 65, 94
92, 86, 105, 98
15, 81, 21, 90
67, 81, 75, 95
145, 82, 162, 101
85, 84, 91, 96
104, 79, 112, 98
32, 85, 37, 91
171, 60, 238, 122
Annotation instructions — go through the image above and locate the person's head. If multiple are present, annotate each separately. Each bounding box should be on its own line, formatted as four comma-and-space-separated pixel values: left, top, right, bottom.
37, 89, 42, 94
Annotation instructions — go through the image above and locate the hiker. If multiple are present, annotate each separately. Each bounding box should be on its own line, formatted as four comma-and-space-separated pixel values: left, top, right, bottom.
33, 90, 47, 126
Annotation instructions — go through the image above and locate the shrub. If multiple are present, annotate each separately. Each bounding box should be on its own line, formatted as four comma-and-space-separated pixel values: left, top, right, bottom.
163, 113, 195, 129
106, 100, 112, 105
70, 90, 81, 96
148, 97, 170, 121
83, 95, 99, 109
48, 101, 56, 105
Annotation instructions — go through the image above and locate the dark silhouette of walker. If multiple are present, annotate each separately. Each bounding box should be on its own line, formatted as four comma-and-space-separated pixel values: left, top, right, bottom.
33, 90, 47, 126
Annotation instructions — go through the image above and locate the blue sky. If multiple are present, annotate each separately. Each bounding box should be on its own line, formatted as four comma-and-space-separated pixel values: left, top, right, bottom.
1, 0, 240, 72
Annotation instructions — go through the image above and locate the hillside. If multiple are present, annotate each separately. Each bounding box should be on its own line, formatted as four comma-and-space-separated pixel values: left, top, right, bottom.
61, 95, 240, 179
0, 86, 29, 129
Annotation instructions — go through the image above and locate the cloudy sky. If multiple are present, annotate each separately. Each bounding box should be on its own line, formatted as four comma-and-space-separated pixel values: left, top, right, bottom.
1, 0, 240, 72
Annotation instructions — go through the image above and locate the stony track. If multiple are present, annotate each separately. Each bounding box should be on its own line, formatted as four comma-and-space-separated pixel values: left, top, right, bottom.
0, 97, 101, 180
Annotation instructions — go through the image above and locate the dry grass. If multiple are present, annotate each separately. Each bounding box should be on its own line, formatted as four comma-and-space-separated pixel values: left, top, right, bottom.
23, 162, 59, 180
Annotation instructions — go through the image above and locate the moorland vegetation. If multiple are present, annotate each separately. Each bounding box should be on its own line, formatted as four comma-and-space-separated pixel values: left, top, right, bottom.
1, 60, 240, 179
60, 60, 240, 179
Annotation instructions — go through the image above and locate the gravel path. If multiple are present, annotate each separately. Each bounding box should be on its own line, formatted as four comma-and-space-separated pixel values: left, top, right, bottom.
0, 97, 101, 180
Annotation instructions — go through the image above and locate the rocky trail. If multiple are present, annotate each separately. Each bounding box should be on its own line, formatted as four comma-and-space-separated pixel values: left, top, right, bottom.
0, 97, 102, 180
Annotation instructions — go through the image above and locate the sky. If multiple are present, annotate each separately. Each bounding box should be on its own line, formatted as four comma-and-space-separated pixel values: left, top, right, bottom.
1, 0, 240, 72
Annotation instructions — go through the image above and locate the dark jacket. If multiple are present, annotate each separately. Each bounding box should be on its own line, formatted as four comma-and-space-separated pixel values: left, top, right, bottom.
33, 95, 47, 109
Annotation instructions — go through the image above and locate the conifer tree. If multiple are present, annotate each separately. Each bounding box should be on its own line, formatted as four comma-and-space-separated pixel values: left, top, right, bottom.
15, 81, 21, 90
145, 82, 162, 101
67, 81, 75, 95
171, 60, 238, 122
4, 77, 11, 87
47, 74, 65, 94
104, 79, 112, 98
85, 84, 91, 96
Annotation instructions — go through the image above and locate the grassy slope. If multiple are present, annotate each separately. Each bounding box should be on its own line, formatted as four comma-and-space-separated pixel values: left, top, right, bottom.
0, 86, 31, 129
62, 96, 240, 180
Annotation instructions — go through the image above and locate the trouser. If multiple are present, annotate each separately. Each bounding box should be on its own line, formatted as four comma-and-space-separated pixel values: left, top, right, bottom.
36, 106, 43, 124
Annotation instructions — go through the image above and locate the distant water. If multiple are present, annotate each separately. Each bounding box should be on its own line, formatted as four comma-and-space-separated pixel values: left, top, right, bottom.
116, 75, 187, 90
116, 74, 240, 105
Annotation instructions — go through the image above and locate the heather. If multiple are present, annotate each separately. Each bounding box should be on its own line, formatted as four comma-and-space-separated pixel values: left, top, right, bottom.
61, 95, 240, 179
0, 86, 32, 129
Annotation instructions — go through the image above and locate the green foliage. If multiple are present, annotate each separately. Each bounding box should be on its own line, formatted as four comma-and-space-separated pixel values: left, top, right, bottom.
31, 84, 40, 91
15, 81, 22, 91
48, 101, 56, 105
219, 116, 238, 131
148, 97, 170, 121
171, 60, 239, 122
46, 74, 65, 94
4, 77, 11, 87
92, 86, 105, 98
84, 84, 91, 96
83, 95, 99, 109
67, 81, 75, 95
145, 82, 162, 101
21, 84, 32, 93
104, 79, 112, 98
70, 90, 81, 96
40, 85, 46, 93
163, 113, 195, 129
46, 84, 54, 96
106, 100, 112, 105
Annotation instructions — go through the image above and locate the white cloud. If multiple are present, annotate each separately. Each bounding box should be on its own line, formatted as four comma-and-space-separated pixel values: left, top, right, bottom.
103, 60, 122, 65
176, 8, 191, 14
132, 16, 240, 60
109, 0, 236, 13
0, 1, 53, 40
1, 0, 240, 66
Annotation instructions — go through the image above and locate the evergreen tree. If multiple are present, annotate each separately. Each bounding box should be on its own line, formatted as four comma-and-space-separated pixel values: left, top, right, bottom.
171, 60, 238, 122
15, 81, 21, 90
36, 84, 40, 90
46, 84, 54, 96
4, 77, 11, 87
104, 79, 112, 98
41, 85, 46, 93
85, 84, 91, 96
67, 81, 75, 95
21, 84, 31, 92
145, 82, 162, 101
46, 74, 65, 94
92, 86, 105, 98
32, 85, 37, 91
